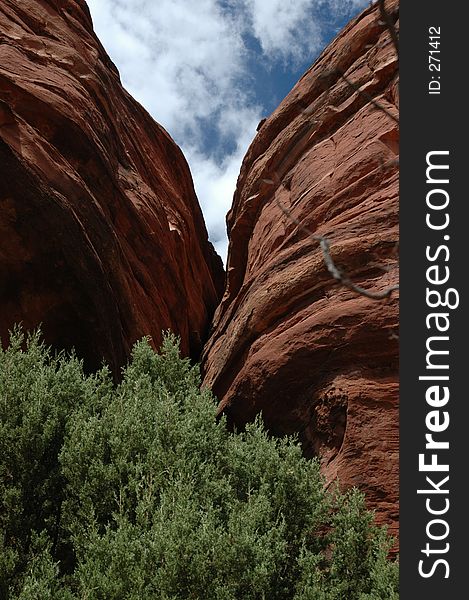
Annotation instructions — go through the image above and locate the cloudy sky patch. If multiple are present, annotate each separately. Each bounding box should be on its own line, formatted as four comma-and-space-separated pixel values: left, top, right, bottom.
87, 0, 367, 261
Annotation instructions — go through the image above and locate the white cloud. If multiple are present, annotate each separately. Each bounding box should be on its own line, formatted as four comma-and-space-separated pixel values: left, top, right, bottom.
86, 0, 368, 263
185, 105, 261, 259
241, 0, 322, 64
88, 0, 247, 140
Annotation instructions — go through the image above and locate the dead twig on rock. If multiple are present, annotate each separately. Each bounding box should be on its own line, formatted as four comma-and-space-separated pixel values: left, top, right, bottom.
333, 70, 398, 125
378, 0, 399, 60
273, 195, 399, 301
286, 0, 399, 301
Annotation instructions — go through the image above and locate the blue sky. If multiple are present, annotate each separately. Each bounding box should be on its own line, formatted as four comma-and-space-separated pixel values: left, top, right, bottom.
86, 0, 368, 261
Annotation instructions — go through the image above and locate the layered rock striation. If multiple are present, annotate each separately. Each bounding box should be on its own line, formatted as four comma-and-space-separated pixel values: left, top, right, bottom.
0, 0, 224, 372
203, 0, 399, 537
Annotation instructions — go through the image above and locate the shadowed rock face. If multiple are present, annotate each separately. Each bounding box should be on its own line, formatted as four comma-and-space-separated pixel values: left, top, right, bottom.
203, 0, 399, 539
0, 0, 224, 372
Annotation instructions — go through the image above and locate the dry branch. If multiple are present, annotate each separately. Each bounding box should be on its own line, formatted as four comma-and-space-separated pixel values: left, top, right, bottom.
274, 195, 399, 301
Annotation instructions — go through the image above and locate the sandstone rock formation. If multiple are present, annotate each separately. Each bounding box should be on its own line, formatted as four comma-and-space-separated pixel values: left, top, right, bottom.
0, 0, 224, 373
203, 0, 399, 538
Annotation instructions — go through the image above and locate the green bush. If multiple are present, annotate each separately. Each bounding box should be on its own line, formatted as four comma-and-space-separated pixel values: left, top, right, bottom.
0, 329, 398, 599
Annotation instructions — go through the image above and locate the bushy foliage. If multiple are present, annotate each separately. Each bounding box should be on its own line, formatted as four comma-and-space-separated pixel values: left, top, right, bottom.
0, 329, 398, 599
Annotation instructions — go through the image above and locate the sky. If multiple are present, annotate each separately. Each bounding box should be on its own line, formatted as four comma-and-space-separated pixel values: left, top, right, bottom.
87, 0, 368, 262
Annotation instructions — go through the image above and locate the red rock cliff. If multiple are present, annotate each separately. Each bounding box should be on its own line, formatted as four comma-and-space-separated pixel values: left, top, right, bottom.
203, 1, 399, 538
0, 0, 224, 372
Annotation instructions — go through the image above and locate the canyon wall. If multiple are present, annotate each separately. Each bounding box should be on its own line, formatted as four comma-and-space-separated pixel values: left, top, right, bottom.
0, 0, 224, 372
203, 0, 399, 537
0, 0, 399, 539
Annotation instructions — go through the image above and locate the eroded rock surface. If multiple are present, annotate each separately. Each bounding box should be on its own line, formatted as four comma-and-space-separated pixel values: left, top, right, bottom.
203, 0, 399, 538
0, 0, 223, 372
